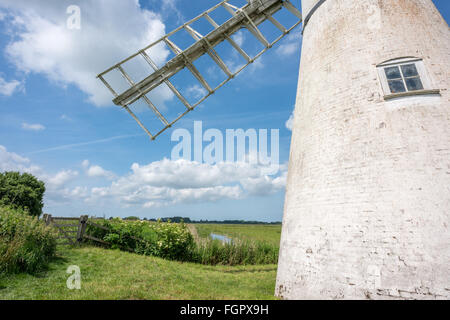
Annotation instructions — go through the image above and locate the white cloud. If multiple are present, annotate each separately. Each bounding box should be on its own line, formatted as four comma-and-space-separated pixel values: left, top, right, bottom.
87, 158, 287, 208
0, 145, 81, 203
0, 76, 22, 96
60, 186, 89, 199
0, 145, 287, 210
249, 57, 264, 72
86, 165, 115, 180
277, 42, 298, 56
276, 30, 302, 57
81, 159, 115, 179
232, 31, 245, 47
1, 0, 171, 106
47, 170, 79, 188
21, 122, 45, 131
240, 171, 287, 196
160, 0, 184, 23
81, 159, 90, 169
286, 111, 294, 131
0, 145, 38, 174
186, 84, 207, 100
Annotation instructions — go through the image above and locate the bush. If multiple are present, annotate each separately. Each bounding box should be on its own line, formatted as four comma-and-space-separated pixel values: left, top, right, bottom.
123, 216, 140, 221
0, 206, 57, 274
0, 172, 45, 217
86, 219, 195, 261
86, 218, 278, 265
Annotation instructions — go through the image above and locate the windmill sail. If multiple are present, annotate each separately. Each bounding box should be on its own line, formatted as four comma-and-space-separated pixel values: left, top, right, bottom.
97, 0, 302, 140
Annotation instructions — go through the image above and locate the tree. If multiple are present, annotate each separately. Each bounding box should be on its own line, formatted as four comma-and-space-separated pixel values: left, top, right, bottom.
124, 216, 140, 221
0, 172, 45, 217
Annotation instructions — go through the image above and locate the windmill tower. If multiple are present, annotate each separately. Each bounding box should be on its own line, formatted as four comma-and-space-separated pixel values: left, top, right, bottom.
97, 0, 450, 300
276, 0, 450, 299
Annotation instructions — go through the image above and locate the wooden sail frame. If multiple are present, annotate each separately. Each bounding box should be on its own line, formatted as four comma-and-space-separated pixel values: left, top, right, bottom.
97, 0, 302, 140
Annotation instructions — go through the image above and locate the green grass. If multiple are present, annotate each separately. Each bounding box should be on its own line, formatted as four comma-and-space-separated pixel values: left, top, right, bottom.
193, 224, 282, 246
0, 245, 278, 300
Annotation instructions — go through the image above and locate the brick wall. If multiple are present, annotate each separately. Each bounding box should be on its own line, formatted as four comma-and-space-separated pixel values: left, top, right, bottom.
276, 0, 450, 299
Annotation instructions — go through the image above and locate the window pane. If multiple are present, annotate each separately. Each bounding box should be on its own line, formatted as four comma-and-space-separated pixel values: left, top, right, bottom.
405, 77, 424, 91
401, 64, 419, 77
385, 66, 402, 79
388, 80, 406, 93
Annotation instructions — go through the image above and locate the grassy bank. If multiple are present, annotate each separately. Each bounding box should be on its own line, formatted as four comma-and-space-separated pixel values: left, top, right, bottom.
82, 219, 280, 266
0, 246, 278, 300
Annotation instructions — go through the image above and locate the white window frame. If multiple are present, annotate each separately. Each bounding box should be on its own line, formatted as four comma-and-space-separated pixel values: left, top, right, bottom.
377, 57, 439, 100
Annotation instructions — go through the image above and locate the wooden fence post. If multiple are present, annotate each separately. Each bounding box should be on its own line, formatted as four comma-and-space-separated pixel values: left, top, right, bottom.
77, 215, 89, 243
43, 214, 52, 226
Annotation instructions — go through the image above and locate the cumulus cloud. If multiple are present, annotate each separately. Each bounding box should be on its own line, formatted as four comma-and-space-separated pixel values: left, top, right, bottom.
286, 111, 294, 131
1, 145, 287, 210
81, 159, 115, 179
81, 159, 90, 169
240, 171, 287, 196
87, 165, 115, 179
232, 30, 245, 47
47, 170, 79, 188
276, 30, 301, 57
88, 159, 287, 208
0, 145, 81, 203
0, 0, 172, 106
160, 0, 184, 23
21, 122, 45, 131
186, 84, 207, 100
0, 76, 22, 96
249, 57, 264, 72
0, 145, 40, 174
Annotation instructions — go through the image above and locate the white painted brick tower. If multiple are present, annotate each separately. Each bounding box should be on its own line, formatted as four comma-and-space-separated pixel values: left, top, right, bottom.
276, 0, 450, 299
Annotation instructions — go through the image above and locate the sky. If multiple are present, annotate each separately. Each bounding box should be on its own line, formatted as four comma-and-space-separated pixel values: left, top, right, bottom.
0, 0, 448, 221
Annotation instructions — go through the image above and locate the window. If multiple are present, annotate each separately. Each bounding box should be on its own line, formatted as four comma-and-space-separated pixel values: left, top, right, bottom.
377, 57, 439, 99
384, 64, 424, 93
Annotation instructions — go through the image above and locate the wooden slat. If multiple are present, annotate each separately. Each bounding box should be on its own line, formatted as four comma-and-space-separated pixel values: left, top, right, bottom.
53, 223, 79, 228
58, 242, 74, 246
57, 236, 76, 240
83, 234, 135, 252
83, 234, 110, 245
57, 233, 76, 244
109, 0, 287, 107
56, 226, 77, 244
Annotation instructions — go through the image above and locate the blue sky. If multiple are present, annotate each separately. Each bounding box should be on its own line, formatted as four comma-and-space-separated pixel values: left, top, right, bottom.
0, 1, 448, 221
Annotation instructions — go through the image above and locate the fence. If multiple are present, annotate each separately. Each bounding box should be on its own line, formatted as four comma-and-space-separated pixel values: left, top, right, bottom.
42, 214, 147, 251
42, 214, 111, 246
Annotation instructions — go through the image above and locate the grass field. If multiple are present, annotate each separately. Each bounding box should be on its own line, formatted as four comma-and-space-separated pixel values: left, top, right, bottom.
0, 224, 282, 300
0, 246, 278, 300
193, 224, 282, 246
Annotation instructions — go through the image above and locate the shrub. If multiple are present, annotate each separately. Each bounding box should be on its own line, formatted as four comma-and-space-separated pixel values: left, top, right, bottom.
85, 219, 278, 265
86, 219, 195, 261
0, 172, 45, 217
0, 206, 57, 274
